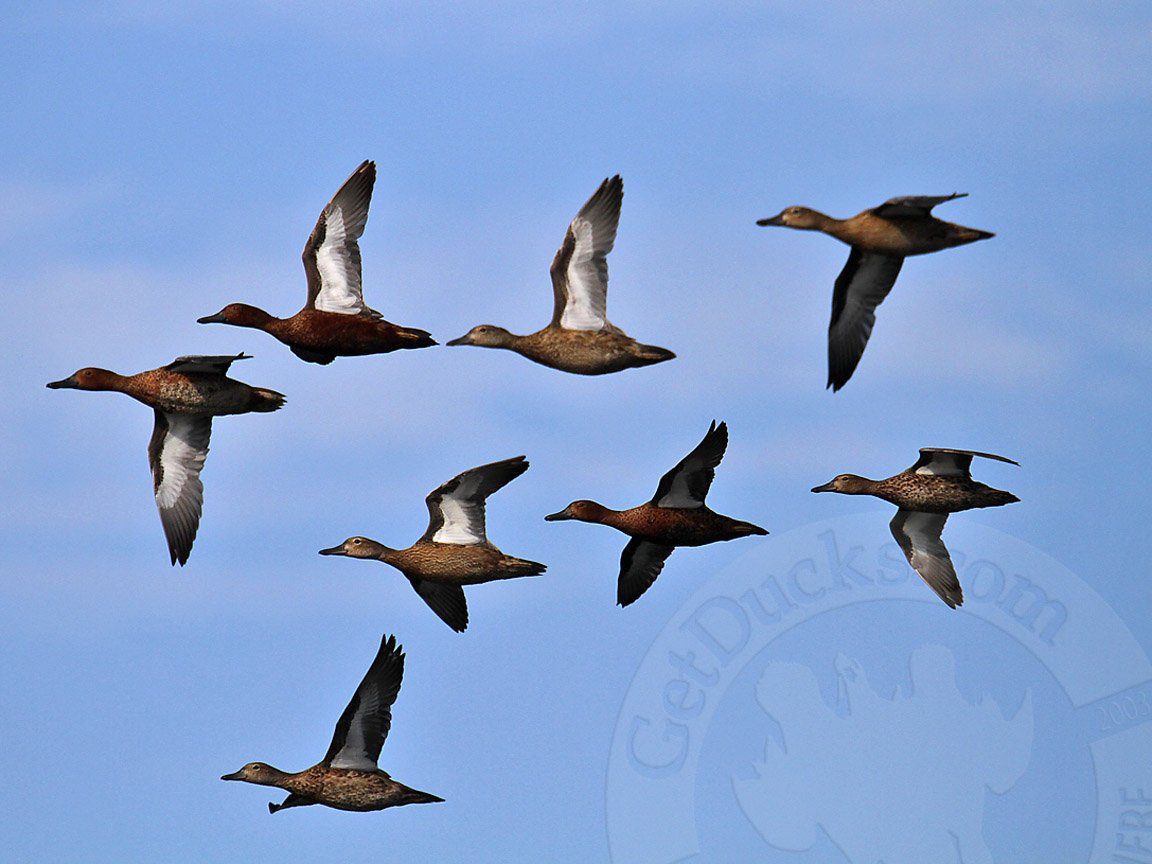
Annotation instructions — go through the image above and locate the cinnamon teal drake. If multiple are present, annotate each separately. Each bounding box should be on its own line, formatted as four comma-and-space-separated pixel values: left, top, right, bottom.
320, 456, 545, 632
757, 194, 994, 391
222, 633, 442, 813
545, 421, 767, 606
47, 354, 284, 565
198, 161, 435, 364
446, 175, 675, 375
811, 448, 1019, 608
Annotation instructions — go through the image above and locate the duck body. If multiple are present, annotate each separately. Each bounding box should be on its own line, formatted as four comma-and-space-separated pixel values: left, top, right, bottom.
581, 502, 767, 547
810, 209, 993, 257
238, 764, 442, 813
379, 540, 545, 585
866, 472, 1019, 514
115, 364, 285, 416
202, 304, 435, 365
453, 326, 673, 376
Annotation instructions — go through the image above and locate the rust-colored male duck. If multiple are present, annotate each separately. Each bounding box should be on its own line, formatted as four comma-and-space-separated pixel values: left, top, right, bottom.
812, 448, 1019, 608
47, 354, 284, 565
757, 194, 994, 391
320, 456, 545, 632
198, 161, 435, 364
447, 175, 675, 374
545, 422, 767, 606
222, 634, 442, 813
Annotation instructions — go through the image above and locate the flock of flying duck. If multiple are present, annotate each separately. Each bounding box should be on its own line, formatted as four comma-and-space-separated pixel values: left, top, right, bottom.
47, 161, 1016, 812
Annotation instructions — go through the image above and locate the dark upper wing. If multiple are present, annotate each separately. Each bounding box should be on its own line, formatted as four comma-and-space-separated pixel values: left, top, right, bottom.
826, 248, 904, 391
871, 193, 966, 218
323, 634, 405, 769
421, 456, 529, 545
302, 160, 377, 316
407, 577, 469, 632
549, 175, 623, 331
617, 538, 675, 607
651, 421, 728, 508
164, 353, 250, 376
908, 447, 1020, 477
148, 411, 212, 566
890, 510, 962, 608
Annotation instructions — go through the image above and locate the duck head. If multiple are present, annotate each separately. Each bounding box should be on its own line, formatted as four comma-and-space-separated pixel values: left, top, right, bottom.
221, 762, 286, 786
756, 206, 826, 231
46, 367, 121, 391
446, 325, 515, 348
544, 500, 613, 524
198, 303, 275, 329
810, 474, 874, 495
319, 536, 392, 559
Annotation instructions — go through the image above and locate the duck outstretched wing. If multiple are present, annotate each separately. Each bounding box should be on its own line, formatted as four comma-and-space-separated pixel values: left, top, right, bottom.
422, 456, 529, 545
324, 634, 405, 770
303, 160, 379, 317
550, 175, 623, 332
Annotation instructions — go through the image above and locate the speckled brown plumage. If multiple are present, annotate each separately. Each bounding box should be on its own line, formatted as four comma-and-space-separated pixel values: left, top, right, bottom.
757, 194, 994, 391
223, 635, 442, 814
320, 457, 545, 632
446, 175, 674, 375
812, 448, 1019, 608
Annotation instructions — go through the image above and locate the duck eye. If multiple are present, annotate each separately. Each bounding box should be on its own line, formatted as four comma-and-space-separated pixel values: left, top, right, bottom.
352, 538, 362, 545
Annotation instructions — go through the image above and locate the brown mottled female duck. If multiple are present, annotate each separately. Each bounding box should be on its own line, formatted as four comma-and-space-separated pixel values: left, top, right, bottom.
320, 456, 545, 632
757, 194, 994, 391
222, 634, 442, 814
446, 175, 675, 375
47, 354, 284, 565
545, 421, 767, 606
812, 447, 1019, 608
198, 161, 435, 364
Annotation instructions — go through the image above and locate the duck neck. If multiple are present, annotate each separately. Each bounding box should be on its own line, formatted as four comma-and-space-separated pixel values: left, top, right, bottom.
229, 304, 278, 331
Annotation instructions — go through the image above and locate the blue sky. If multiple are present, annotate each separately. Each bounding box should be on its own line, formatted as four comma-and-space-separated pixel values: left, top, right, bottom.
3, 3, 1150, 862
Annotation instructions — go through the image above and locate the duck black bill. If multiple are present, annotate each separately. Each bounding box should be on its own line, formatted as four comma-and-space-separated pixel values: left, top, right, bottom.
543, 509, 572, 522
756, 214, 786, 227
318, 545, 346, 556
444, 335, 470, 346
220, 771, 243, 781
197, 313, 226, 324
46, 376, 77, 389
810, 482, 835, 493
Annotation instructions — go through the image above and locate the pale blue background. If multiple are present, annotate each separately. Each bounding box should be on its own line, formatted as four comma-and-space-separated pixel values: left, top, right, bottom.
2, 3, 1149, 861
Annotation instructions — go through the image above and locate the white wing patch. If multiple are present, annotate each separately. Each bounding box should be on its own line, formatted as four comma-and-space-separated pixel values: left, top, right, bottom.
154, 416, 209, 509
313, 204, 365, 315
655, 476, 706, 509
431, 496, 484, 545
560, 218, 609, 330
914, 453, 968, 476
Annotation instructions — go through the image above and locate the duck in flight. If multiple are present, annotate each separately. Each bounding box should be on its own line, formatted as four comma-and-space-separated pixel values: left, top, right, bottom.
47, 354, 284, 565
222, 634, 443, 813
545, 422, 767, 606
198, 160, 435, 364
757, 194, 993, 391
811, 448, 1019, 607
319, 456, 545, 632
446, 175, 675, 375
